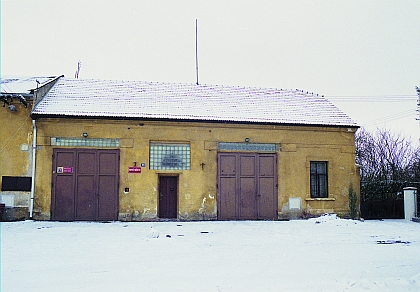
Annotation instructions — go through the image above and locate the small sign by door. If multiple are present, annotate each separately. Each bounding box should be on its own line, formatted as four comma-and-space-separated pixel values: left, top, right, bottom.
128, 166, 142, 173
57, 167, 73, 173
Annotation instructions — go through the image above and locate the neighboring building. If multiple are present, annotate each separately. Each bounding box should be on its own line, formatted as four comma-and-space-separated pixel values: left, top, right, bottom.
0, 76, 61, 220
26, 77, 360, 221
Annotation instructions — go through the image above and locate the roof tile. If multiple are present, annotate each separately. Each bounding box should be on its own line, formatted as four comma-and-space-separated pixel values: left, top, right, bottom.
31, 78, 358, 127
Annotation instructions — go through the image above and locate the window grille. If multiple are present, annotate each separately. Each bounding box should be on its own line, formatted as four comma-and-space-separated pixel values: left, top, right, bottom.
310, 162, 328, 198
52, 137, 120, 147
150, 143, 190, 170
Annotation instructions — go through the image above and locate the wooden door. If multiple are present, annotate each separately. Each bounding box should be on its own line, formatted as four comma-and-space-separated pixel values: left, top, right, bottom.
218, 153, 277, 220
52, 149, 119, 221
158, 176, 178, 219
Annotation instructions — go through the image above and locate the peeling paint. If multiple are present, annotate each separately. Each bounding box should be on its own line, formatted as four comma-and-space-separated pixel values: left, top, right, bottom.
198, 197, 206, 214
142, 208, 150, 216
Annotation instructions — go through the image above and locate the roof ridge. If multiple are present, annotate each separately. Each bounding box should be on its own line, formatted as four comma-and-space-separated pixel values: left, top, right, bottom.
63, 77, 323, 97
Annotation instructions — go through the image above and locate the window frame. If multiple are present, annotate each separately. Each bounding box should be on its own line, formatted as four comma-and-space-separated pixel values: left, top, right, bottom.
310, 161, 328, 198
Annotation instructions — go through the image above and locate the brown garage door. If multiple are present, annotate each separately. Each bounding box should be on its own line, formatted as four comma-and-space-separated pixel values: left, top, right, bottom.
218, 153, 277, 220
51, 149, 119, 221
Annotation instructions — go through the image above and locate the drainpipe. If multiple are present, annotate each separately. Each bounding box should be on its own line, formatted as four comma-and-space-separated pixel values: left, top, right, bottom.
29, 119, 37, 218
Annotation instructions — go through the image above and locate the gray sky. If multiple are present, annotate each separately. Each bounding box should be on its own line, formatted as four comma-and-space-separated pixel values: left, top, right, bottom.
2, 0, 419, 141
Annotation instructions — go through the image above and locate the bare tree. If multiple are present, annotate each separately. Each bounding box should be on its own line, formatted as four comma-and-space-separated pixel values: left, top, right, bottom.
356, 128, 418, 182
356, 128, 420, 200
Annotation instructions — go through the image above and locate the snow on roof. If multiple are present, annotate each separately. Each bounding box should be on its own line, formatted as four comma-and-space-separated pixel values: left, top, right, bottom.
1, 76, 58, 95
32, 78, 358, 127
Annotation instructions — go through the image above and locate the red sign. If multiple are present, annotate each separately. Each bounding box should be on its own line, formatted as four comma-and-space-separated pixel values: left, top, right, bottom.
57, 167, 73, 173
128, 166, 141, 173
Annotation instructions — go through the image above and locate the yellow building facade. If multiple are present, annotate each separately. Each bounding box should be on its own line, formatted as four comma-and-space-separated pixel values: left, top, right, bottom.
0, 101, 33, 220
0, 76, 60, 220
31, 120, 359, 221
3, 77, 360, 221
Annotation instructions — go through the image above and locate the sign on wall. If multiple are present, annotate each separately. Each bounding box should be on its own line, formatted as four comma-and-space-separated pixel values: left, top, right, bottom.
57, 167, 73, 174
128, 166, 142, 173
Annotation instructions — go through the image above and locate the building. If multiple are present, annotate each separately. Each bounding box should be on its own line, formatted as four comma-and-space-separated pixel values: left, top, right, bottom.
0, 76, 61, 220
3, 76, 360, 221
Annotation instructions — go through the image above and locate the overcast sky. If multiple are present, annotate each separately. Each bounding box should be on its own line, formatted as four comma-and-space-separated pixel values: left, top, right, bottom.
2, 0, 419, 142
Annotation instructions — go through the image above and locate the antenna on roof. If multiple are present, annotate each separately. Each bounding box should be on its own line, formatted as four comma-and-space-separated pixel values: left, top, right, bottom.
195, 19, 199, 85
75, 60, 81, 79
416, 86, 420, 123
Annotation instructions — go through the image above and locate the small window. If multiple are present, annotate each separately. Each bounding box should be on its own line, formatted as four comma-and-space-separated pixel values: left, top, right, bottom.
1, 176, 32, 191
150, 143, 190, 170
52, 137, 120, 147
310, 162, 328, 198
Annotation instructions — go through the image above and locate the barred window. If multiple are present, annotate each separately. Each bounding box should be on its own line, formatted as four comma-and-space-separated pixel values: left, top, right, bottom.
310, 162, 328, 198
150, 143, 190, 170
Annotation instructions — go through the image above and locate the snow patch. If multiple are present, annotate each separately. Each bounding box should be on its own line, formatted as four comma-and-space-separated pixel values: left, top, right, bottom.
2, 219, 420, 291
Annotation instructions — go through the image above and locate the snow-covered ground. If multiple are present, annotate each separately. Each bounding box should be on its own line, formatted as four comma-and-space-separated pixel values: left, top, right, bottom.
2, 215, 420, 292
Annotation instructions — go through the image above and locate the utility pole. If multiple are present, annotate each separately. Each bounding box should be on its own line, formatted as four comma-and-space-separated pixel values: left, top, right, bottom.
416, 86, 420, 123
195, 19, 199, 85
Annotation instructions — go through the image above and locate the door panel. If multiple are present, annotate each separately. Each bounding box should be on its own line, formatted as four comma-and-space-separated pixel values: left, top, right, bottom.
98, 151, 119, 220
258, 177, 276, 219
75, 175, 96, 220
54, 175, 75, 220
98, 175, 117, 219
259, 156, 275, 176
240, 155, 256, 176
99, 152, 118, 174
159, 176, 178, 219
258, 155, 277, 219
220, 155, 236, 176
77, 152, 96, 174
219, 177, 237, 220
52, 150, 76, 221
239, 177, 256, 219
75, 151, 96, 220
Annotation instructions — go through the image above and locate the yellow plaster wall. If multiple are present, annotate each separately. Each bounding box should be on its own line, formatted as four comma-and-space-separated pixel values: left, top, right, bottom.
32, 118, 359, 220
0, 105, 33, 176
0, 104, 33, 212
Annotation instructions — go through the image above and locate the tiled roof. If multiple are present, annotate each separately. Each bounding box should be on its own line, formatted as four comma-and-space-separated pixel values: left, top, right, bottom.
31, 78, 358, 127
1, 76, 58, 95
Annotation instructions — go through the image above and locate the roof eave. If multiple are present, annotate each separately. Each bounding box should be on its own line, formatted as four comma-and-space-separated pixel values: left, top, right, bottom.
30, 113, 359, 129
